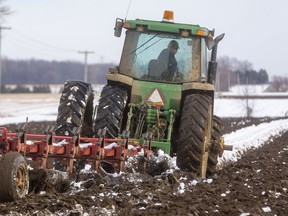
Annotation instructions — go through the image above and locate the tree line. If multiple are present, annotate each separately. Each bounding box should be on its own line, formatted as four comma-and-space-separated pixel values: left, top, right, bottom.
1, 56, 274, 93
216, 56, 269, 91
2, 56, 269, 85
2, 58, 113, 85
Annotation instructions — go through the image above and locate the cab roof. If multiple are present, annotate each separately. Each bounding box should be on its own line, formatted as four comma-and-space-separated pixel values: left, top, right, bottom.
123, 18, 210, 37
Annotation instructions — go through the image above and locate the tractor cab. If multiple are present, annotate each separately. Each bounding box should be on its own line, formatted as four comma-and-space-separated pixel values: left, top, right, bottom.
114, 11, 213, 84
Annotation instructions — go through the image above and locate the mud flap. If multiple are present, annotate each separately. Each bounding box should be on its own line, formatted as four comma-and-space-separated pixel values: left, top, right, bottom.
200, 104, 212, 179
200, 151, 209, 179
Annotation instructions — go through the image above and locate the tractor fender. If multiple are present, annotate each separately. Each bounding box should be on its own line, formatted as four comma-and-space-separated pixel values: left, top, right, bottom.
106, 73, 133, 86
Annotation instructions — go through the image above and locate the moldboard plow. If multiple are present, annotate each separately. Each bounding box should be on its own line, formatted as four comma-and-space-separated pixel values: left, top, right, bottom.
0, 123, 153, 174
0, 123, 155, 202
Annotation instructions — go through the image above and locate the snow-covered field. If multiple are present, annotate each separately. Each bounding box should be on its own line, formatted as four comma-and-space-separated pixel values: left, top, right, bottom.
214, 98, 288, 118
1, 89, 288, 124
219, 118, 288, 164
1, 92, 288, 164
0, 93, 61, 124
1, 91, 288, 215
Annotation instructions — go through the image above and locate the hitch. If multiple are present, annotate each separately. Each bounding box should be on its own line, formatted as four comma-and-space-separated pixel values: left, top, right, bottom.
211, 136, 233, 157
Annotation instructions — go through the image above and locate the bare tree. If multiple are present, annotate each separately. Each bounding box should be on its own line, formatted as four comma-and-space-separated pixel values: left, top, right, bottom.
269, 76, 288, 92
240, 85, 254, 118
218, 56, 253, 74
217, 56, 254, 91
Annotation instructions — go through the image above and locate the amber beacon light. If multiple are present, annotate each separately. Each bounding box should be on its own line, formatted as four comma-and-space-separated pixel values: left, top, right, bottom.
162, 10, 174, 23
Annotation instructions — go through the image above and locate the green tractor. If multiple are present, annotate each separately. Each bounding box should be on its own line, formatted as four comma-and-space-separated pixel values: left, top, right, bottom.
0, 10, 228, 203
55, 10, 227, 178
95, 10, 226, 178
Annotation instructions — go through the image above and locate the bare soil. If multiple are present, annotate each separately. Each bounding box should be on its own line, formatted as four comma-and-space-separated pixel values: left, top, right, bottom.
1, 117, 288, 215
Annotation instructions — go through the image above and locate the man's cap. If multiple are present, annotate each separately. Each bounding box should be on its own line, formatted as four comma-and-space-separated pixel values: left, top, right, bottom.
169, 40, 179, 49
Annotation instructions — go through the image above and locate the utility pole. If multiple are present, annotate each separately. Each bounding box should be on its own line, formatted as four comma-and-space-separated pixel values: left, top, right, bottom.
78, 50, 94, 82
0, 26, 11, 93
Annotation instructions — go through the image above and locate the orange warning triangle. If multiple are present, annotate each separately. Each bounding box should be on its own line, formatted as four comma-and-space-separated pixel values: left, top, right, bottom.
146, 89, 165, 107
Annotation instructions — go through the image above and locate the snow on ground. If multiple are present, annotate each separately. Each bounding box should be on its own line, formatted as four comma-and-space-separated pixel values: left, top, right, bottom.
221, 84, 273, 96
229, 84, 270, 94
0, 94, 60, 124
0, 93, 100, 125
215, 84, 288, 117
219, 118, 288, 164
2, 91, 288, 215
214, 98, 288, 117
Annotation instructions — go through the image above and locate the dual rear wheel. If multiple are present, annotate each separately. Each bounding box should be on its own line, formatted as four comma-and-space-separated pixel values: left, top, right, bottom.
55, 82, 128, 139
55, 80, 94, 137
54, 82, 128, 172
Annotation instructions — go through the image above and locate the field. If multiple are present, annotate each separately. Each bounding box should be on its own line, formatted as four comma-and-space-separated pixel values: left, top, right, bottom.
1, 94, 288, 215
0, 93, 60, 125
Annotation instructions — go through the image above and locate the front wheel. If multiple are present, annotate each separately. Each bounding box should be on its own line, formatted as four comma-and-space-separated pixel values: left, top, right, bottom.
0, 152, 29, 202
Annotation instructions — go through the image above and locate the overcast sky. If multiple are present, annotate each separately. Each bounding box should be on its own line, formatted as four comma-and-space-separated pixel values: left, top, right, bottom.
2, 0, 288, 77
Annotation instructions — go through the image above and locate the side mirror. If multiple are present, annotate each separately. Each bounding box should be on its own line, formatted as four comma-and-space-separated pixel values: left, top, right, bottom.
114, 18, 124, 37
205, 34, 214, 50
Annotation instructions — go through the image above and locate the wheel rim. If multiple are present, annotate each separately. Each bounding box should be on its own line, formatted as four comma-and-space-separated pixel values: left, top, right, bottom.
16, 165, 28, 196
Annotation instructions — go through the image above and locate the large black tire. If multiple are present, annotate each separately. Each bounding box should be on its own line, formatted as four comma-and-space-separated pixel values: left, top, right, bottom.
206, 115, 223, 176
55, 80, 94, 137
176, 94, 212, 175
0, 152, 29, 202
95, 85, 128, 138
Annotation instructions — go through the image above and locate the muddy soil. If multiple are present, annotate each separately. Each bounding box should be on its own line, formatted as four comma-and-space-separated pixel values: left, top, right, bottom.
1, 117, 288, 215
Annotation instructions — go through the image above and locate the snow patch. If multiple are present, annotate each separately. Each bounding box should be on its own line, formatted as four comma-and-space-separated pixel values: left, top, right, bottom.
262, 206, 271, 212
219, 119, 288, 164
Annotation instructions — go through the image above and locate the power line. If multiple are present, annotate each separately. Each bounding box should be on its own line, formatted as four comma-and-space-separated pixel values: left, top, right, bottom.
4, 29, 90, 61
0, 25, 11, 93
6, 36, 66, 57
11, 28, 78, 53
78, 50, 94, 82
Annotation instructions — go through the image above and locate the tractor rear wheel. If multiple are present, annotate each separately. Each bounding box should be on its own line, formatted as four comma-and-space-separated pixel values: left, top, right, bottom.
55, 80, 94, 137
54, 80, 94, 171
176, 94, 212, 175
206, 115, 223, 176
0, 152, 29, 202
95, 85, 128, 138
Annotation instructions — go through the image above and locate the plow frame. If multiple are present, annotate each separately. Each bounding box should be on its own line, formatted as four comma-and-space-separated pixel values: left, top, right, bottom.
0, 124, 154, 174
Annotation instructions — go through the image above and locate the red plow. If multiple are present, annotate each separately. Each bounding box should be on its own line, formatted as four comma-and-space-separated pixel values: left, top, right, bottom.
0, 123, 153, 174
0, 122, 154, 202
